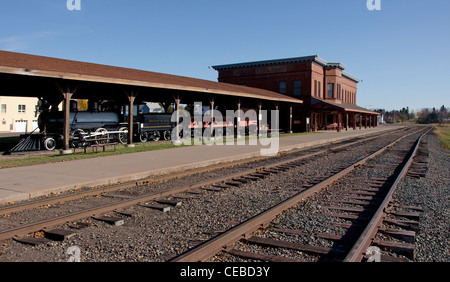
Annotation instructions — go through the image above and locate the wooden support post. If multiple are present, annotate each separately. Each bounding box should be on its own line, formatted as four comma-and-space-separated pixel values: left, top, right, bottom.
210, 98, 214, 138
236, 99, 241, 138
274, 102, 279, 134
127, 94, 136, 146
353, 114, 357, 130
365, 114, 368, 129
346, 113, 349, 131
337, 113, 341, 132
359, 114, 362, 129
258, 102, 262, 136
175, 96, 181, 141
289, 105, 293, 133
62, 92, 73, 154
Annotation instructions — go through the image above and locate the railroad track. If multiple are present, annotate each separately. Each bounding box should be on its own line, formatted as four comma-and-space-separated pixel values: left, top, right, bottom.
0, 127, 411, 215
0, 126, 428, 261
170, 126, 431, 262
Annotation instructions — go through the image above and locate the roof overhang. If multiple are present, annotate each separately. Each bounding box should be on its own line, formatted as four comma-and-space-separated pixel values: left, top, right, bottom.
311, 98, 379, 115
342, 72, 362, 83
0, 51, 303, 104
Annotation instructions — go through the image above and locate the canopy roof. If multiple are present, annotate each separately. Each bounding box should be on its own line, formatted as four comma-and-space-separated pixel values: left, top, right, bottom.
0, 51, 303, 104
311, 98, 379, 115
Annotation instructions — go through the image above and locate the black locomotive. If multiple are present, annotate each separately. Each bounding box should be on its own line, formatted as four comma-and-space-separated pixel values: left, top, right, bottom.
4, 99, 259, 154
37, 100, 175, 151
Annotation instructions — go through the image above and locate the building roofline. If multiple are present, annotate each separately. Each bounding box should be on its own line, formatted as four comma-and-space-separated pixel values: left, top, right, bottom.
326, 62, 347, 70
212, 55, 361, 83
212, 55, 328, 71
342, 71, 361, 83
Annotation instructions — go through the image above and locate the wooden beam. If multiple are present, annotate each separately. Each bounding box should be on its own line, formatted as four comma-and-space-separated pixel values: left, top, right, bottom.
289, 105, 293, 133
175, 96, 181, 142
62, 92, 73, 153
246, 236, 346, 258
127, 93, 136, 146
226, 248, 301, 262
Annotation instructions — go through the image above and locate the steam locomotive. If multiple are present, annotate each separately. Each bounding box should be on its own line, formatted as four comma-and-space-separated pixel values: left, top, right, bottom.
30, 99, 262, 151
37, 100, 175, 151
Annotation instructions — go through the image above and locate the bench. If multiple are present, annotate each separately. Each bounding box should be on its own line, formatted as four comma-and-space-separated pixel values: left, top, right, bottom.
73, 137, 119, 154
267, 129, 285, 137
88, 142, 119, 153
325, 123, 338, 131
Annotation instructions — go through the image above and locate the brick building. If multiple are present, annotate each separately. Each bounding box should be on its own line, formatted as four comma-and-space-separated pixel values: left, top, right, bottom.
212, 55, 379, 132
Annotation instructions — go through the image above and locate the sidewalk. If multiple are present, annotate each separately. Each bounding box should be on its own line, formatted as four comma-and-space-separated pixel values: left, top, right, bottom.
0, 126, 400, 205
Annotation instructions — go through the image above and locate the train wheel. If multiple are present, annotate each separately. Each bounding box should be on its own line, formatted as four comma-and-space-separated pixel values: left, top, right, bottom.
163, 130, 171, 141
95, 128, 108, 144
151, 131, 161, 142
70, 129, 85, 148
118, 127, 128, 144
43, 137, 56, 151
140, 131, 148, 143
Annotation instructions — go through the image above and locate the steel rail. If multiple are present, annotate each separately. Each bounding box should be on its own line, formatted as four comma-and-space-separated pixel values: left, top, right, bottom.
0, 130, 400, 242
0, 127, 420, 245
0, 127, 400, 216
169, 127, 428, 262
343, 127, 432, 262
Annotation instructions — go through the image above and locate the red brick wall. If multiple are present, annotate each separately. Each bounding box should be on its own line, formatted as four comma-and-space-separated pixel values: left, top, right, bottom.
217, 60, 358, 105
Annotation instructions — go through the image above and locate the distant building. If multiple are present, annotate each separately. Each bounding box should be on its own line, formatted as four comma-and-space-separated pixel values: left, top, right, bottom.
0, 96, 39, 133
213, 55, 379, 132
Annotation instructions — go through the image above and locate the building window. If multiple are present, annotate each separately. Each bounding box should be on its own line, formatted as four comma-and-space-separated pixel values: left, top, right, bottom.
314, 80, 317, 97
279, 81, 287, 94
18, 105, 26, 113
293, 80, 302, 97
327, 83, 334, 98
318, 81, 321, 97
1, 104, 6, 113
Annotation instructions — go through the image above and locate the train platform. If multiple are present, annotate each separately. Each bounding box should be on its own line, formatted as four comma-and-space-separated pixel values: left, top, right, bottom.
0, 125, 401, 205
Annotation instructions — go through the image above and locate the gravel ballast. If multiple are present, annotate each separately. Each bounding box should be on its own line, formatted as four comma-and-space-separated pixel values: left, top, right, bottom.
393, 135, 449, 262
0, 129, 447, 262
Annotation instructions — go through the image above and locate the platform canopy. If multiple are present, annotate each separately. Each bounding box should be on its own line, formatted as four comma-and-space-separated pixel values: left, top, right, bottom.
311, 98, 379, 115
0, 50, 303, 107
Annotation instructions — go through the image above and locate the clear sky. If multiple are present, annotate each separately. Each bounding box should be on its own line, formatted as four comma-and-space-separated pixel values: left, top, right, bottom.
1, 0, 449, 111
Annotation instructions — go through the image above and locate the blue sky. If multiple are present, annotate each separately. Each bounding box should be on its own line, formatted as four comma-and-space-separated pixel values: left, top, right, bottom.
1, 0, 449, 111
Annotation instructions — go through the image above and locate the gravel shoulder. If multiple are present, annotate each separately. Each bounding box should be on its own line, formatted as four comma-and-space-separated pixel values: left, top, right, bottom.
393, 134, 449, 262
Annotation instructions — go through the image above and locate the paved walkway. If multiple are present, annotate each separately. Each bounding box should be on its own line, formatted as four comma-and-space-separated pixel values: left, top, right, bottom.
0, 126, 401, 205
